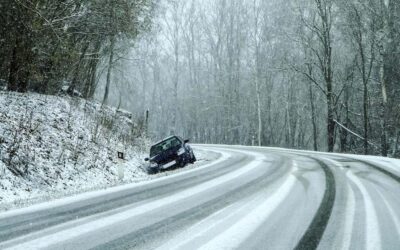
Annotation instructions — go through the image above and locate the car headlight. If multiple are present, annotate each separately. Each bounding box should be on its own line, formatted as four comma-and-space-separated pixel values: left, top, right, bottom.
177, 147, 185, 156
149, 162, 158, 168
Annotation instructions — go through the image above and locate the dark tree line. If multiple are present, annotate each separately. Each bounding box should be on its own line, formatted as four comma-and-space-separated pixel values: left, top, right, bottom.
0, 0, 154, 99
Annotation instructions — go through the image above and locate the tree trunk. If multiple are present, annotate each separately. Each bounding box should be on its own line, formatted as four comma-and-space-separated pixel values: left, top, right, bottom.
256, 78, 262, 146
102, 36, 115, 106
380, 63, 389, 156
340, 77, 351, 152
8, 40, 19, 92
327, 89, 335, 151
308, 82, 318, 151
68, 43, 90, 96
392, 129, 400, 157
84, 40, 102, 99
363, 79, 369, 154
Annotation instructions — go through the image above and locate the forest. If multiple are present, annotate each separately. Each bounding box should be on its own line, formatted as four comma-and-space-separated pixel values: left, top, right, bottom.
0, 0, 154, 100
1, 0, 400, 157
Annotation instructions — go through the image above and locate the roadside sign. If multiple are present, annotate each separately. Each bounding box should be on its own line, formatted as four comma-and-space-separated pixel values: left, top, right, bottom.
118, 151, 124, 160
117, 149, 125, 181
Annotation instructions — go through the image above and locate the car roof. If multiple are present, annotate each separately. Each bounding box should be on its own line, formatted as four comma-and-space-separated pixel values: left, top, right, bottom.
151, 135, 181, 146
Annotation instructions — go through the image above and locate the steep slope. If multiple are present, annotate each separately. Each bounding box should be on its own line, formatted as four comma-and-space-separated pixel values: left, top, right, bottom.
0, 92, 148, 208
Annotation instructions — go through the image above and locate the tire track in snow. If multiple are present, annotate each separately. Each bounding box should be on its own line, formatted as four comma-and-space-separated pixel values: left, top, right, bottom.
352, 158, 400, 184
340, 180, 356, 250
210, 146, 396, 250
294, 158, 336, 250
233, 147, 337, 250
92, 155, 289, 250
317, 157, 356, 250
154, 196, 258, 250
375, 189, 400, 238
155, 161, 297, 250
260, 146, 400, 184
347, 170, 381, 250
195, 164, 297, 250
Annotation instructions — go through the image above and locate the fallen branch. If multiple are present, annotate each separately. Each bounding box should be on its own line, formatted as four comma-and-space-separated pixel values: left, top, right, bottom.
334, 119, 379, 149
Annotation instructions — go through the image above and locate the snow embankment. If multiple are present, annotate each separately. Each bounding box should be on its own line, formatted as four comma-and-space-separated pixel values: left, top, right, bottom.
0, 92, 149, 210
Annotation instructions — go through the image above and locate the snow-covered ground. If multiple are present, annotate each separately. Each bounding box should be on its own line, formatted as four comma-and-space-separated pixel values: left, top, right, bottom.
0, 92, 214, 211
0, 92, 152, 210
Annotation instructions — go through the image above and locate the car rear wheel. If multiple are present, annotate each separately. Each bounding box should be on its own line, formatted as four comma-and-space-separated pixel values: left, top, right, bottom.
190, 154, 196, 164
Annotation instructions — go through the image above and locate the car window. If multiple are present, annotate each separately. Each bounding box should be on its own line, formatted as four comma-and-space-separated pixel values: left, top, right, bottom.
150, 137, 182, 157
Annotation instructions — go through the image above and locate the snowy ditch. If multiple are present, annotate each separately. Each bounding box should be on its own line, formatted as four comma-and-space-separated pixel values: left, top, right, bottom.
0, 92, 216, 211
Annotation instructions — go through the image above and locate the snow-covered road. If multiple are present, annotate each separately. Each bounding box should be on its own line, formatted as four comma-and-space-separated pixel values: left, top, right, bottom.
0, 145, 400, 249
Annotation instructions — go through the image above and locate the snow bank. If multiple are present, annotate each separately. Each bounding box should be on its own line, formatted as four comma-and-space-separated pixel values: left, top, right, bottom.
0, 92, 149, 210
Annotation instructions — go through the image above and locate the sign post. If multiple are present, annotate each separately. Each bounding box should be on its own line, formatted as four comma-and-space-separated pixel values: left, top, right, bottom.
117, 145, 125, 181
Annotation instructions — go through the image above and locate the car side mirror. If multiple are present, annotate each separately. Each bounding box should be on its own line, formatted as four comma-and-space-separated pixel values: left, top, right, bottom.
144, 157, 149, 161
184, 139, 189, 144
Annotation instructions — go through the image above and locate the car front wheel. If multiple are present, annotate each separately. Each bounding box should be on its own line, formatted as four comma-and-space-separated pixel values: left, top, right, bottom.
148, 167, 159, 175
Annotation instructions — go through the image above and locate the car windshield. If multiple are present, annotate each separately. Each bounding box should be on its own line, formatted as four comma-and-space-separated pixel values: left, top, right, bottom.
150, 137, 182, 157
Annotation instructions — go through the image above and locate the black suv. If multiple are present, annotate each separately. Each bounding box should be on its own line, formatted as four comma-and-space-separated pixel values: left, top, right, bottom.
145, 136, 196, 174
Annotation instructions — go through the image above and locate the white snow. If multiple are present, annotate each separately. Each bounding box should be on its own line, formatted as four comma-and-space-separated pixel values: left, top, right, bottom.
0, 96, 214, 213
198, 164, 297, 250
349, 156, 400, 176
158, 161, 297, 250
342, 179, 356, 250
322, 157, 356, 250
347, 170, 382, 250
0, 92, 150, 210
0, 147, 220, 220
375, 189, 400, 238
156, 190, 267, 250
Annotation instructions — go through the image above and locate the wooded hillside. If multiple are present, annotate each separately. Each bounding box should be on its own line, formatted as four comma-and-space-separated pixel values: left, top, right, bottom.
0, 0, 154, 102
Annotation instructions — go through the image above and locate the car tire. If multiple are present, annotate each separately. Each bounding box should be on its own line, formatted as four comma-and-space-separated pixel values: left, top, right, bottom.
190, 154, 196, 164
148, 168, 159, 175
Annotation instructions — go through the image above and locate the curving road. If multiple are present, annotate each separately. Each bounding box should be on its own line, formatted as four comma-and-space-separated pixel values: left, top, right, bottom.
0, 145, 400, 249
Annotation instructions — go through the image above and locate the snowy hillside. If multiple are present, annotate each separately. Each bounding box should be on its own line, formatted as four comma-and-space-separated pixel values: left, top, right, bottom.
0, 92, 149, 209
